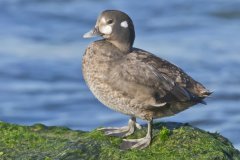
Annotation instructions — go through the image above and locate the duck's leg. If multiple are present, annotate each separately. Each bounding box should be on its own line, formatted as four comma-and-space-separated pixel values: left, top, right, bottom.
120, 119, 152, 150
98, 117, 142, 137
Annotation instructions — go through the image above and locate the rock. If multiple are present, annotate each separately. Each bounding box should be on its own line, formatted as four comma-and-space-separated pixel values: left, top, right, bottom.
0, 121, 239, 160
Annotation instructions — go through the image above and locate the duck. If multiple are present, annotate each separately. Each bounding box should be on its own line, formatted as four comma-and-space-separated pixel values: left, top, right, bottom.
82, 10, 211, 150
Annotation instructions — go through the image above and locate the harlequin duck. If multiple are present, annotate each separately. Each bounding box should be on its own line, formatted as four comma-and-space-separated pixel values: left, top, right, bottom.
82, 10, 211, 150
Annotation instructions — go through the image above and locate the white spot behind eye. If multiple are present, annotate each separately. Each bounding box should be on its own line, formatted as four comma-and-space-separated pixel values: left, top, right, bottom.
120, 21, 128, 28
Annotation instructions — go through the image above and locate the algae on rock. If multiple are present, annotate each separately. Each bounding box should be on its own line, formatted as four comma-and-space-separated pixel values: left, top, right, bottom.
0, 121, 239, 160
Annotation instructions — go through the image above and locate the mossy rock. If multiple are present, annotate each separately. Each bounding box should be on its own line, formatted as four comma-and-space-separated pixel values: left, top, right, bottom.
0, 121, 239, 160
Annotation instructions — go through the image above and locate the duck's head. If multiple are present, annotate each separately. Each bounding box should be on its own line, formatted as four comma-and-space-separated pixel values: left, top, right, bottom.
83, 10, 135, 53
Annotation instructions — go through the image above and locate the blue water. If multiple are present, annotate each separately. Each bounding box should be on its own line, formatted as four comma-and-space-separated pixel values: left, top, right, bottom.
0, 0, 240, 149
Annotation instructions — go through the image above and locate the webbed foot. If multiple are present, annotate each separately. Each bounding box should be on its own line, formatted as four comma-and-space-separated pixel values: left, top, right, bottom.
98, 117, 141, 137
120, 120, 152, 150
120, 136, 151, 150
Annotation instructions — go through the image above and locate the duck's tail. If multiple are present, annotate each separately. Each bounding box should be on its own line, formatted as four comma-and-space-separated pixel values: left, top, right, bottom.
198, 91, 213, 105
200, 90, 213, 97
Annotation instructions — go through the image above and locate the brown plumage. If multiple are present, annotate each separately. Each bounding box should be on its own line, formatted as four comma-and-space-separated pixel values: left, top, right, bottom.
82, 10, 211, 150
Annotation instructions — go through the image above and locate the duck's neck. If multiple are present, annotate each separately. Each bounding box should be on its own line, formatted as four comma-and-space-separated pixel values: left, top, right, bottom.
109, 40, 132, 53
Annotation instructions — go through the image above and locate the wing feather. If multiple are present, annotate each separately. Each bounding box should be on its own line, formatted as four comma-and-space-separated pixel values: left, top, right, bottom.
108, 49, 198, 106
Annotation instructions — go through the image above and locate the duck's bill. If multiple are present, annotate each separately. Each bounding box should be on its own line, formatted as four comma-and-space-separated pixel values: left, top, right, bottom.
83, 28, 102, 38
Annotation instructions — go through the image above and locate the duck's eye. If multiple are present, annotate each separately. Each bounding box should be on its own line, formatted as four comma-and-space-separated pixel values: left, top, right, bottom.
106, 19, 113, 24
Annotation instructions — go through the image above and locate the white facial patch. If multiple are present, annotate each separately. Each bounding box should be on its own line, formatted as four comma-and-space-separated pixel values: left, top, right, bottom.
120, 21, 128, 28
99, 17, 112, 35
99, 25, 112, 34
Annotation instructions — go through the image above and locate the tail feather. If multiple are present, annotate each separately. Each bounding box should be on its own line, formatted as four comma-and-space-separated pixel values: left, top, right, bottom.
192, 96, 207, 105
201, 91, 213, 98
191, 90, 212, 105
197, 90, 212, 105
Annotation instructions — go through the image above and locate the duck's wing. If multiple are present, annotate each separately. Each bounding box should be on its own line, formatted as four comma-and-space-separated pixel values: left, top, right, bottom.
139, 49, 211, 96
108, 48, 210, 106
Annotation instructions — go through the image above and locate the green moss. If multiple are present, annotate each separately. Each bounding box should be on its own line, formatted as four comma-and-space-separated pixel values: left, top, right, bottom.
159, 126, 171, 141
0, 121, 239, 160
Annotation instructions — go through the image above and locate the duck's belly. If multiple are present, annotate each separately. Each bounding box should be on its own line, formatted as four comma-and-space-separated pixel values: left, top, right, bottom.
86, 76, 144, 117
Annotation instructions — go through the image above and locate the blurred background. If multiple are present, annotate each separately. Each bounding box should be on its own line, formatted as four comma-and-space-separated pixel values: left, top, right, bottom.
0, 0, 240, 149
